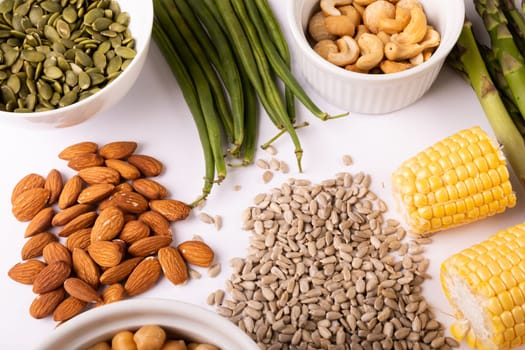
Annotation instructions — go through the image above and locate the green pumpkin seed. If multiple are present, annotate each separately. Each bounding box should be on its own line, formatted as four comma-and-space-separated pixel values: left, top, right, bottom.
0, 0, 14, 15
83, 7, 103, 24
56, 18, 70, 38
0, 71, 8, 80
92, 49, 105, 70
88, 71, 104, 85
58, 86, 78, 106
115, 12, 129, 26
106, 54, 120, 75
29, 6, 43, 25
75, 49, 92, 67
44, 65, 63, 79
41, 0, 62, 13
64, 69, 77, 86
22, 61, 33, 79
115, 45, 135, 59
24, 93, 36, 109
100, 29, 116, 38
78, 70, 90, 89
57, 55, 70, 71
62, 5, 77, 23
21, 49, 45, 62
43, 24, 60, 42
50, 91, 60, 105
11, 56, 23, 72
13, 1, 31, 17
92, 16, 111, 31
36, 80, 53, 100
4, 48, 19, 66
109, 0, 120, 16
6, 73, 20, 93
1, 84, 16, 103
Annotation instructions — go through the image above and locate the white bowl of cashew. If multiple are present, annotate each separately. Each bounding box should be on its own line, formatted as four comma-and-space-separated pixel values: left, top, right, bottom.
286, 0, 465, 114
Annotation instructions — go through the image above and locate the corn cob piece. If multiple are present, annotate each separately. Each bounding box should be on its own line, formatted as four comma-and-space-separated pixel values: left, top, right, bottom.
441, 221, 525, 350
391, 126, 517, 236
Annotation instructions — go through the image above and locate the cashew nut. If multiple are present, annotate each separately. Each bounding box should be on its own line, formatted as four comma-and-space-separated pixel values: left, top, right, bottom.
379, 60, 413, 73
308, 11, 337, 42
320, 0, 353, 16
325, 15, 356, 37
327, 36, 360, 66
354, 24, 371, 41
355, 33, 384, 71
345, 64, 369, 74
313, 39, 338, 59
384, 26, 440, 60
396, 0, 423, 10
409, 52, 424, 65
391, 6, 428, 44
339, 5, 362, 27
378, 6, 411, 34
376, 31, 391, 45
353, 0, 377, 5
362, 1, 396, 33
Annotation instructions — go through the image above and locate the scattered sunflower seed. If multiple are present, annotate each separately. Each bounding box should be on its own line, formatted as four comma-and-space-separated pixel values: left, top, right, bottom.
342, 154, 353, 166
262, 170, 273, 184
208, 263, 221, 278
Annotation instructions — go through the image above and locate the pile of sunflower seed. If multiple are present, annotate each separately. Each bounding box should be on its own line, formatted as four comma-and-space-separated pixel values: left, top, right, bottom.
0, 0, 136, 112
211, 172, 459, 349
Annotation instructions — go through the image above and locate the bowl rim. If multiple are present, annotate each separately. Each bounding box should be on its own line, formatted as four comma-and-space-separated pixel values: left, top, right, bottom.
286, 0, 466, 82
0, 0, 154, 120
37, 298, 259, 350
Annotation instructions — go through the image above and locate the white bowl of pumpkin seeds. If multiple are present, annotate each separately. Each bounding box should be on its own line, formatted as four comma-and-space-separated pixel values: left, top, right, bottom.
0, 0, 153, 127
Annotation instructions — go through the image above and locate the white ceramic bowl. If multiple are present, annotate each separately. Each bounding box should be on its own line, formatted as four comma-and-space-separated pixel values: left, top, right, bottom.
37, 298, 259, 350
0, 0, 153, 128
286, 0, 465, 114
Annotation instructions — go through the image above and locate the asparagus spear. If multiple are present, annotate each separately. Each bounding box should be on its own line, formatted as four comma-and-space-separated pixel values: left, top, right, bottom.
501, 0, 525, 55
451, 21, 525, 187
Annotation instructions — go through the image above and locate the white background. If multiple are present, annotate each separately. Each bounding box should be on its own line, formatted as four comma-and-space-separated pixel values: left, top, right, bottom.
2, 0, 525, 349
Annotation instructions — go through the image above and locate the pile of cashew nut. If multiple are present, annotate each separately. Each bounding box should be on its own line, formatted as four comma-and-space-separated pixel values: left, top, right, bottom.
308, 0, 441, 74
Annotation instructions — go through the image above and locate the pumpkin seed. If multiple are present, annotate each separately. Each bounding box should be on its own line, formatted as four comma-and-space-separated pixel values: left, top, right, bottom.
55, 18, 71, 38
62, 5, 77, 23
92, 16, 111, 31
43, 65, 62, 79
41, 0, 62, 14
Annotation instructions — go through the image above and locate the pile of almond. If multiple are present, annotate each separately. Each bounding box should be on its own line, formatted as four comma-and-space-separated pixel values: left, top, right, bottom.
7, 141, 216, 323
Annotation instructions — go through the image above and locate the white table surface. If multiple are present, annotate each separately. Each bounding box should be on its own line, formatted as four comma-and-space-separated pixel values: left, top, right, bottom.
2, 1, 525, 349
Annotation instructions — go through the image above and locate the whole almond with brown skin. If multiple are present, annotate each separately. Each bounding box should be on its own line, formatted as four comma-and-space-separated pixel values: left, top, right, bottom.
77, 183, 115, 204
91, 206, 125, 242
119, 220, 150, 244
52, 203, 93, 227
115, 182, 134, 192
132, 178, 168, 200
44, 169, 63, 205
67, 153, 105, 171
72, 248, 100, 288
29, 287, 65, 319
21, 232, 58, 259
12, 187, 50, 222
127, 235, 173, 257
53, 296, 87, 322
127, 154, 163, 177
11, 173, 45, 204
43, 242, 72, 265
66, 228, 92, 251
32, 261, 71, 294
99, 141, 137, 159
58, 211, 98, 237
97, 283, 126, 306
8, 260, 46, 284
112, 190, 149, 214
78, 166, 121, 185
105, 159, 141, 180
58, 175, 83, 209
138, 211, 172, 236
64, 277, 102, 303
24, 207, 54, 238
177, 240, 215, 268
149, 199, 191, 222
99, 256, 143, 285
88, 240, 124, 267
124, 257, 162, 296
158, 246, 188, 285
58, 141, 98, 160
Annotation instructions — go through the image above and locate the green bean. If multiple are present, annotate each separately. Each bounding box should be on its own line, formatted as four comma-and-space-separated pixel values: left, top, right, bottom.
156, 0, 227, 182
230, 0, 304, 171
240, 68, 258, 165
244, 0, 348, 121
161, 0, 234, 142
151, 20, 214, 205
184, 0, 245, 156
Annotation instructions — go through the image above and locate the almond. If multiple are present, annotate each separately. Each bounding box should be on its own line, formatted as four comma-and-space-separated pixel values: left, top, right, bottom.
32, 261, 71, 294
53, 296, 87, 322
43, 242, 72, 265
158, 246, 188, 285
78, 166, 121, 185
124, 257, 162, 296
8, 259, 47, 284
99, 257, 143, 285
149, 199, 191, 222
77, 183, 115, 204
11, 173, 45, 204
119, 220, 150, 244
88, 240, 124, 267
44, 169, 63, 205
58, 141, 98, 160
112, 190, 149, 214
67, 153, 105, 171
92, 207, 125, 243
105, 159, 141, 180
24, 207, 55, 238
12, 187, 50, 222
115, 182, 134, 192
58, 211, 98, 237
52, 203, 93, 227
127, 235, 173, 257
132, 178, 168, 200
99, 141, 137, 159
177, 240, 215, 268
127, 154, 163, 177
65, 228, 92, 251
64, 277, 102, 303
72, 248, 100, 288
21, 232, 58, 260
138, 211, 172, 236
58, 175, 83, 209
96, 283, 126, 306
29, 287, 65, 319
